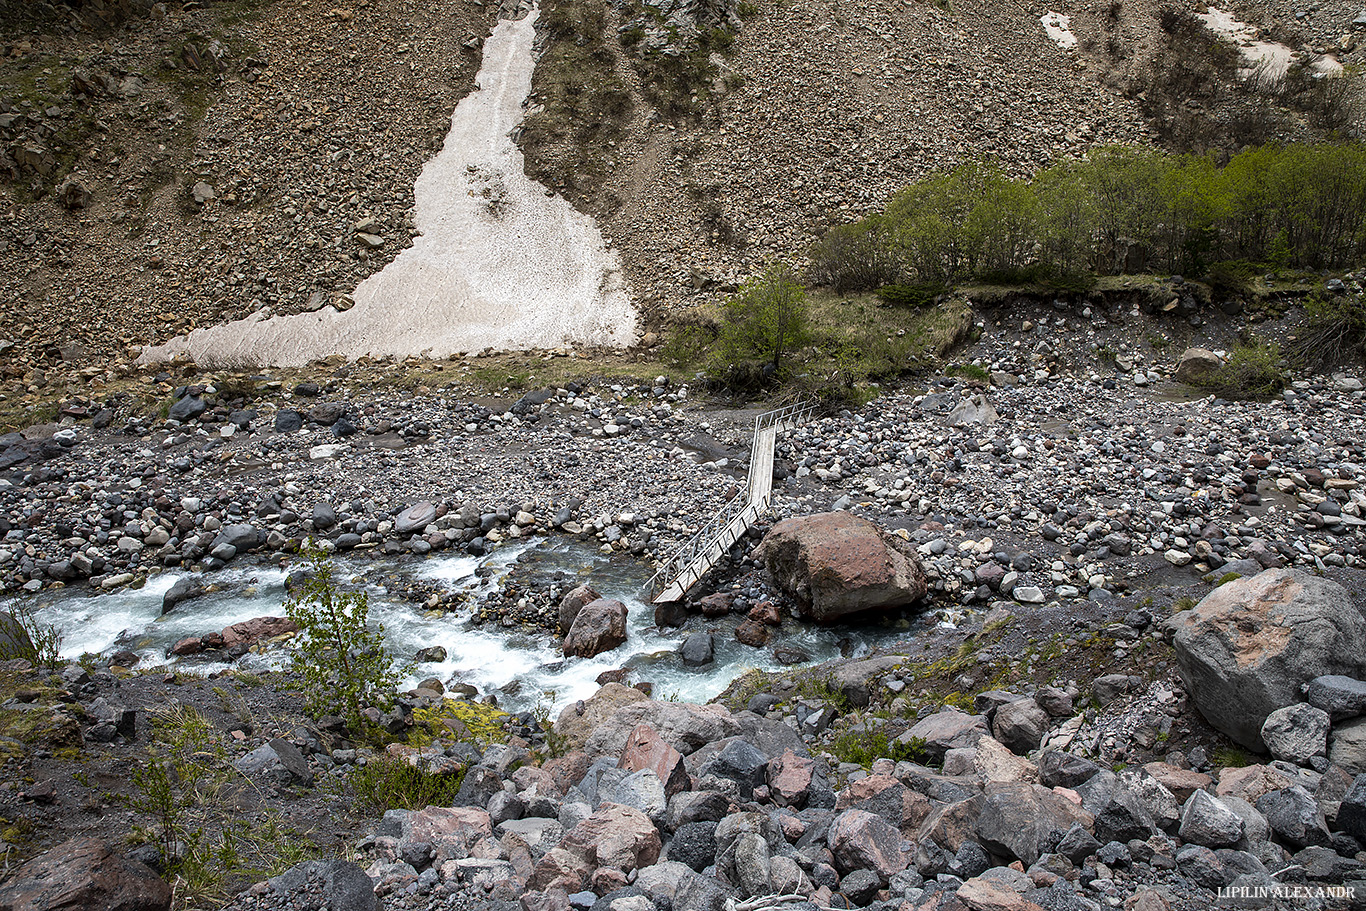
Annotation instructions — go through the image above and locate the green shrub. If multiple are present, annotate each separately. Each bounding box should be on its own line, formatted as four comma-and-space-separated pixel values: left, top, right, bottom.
710, 264, 811, 380
1196, 339, 1287, 400
946, 363, 990, 382
806, 142, 1366, 289
828, 730, 928, 767
346, 755, 465, 813
807, 220, 902, 293
1205, 260, 1259, 301
284, 547, 399, 730
876, 282, 946, 309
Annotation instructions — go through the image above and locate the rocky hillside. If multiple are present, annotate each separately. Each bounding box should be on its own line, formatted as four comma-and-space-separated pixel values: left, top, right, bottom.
3, 0, 1363, 382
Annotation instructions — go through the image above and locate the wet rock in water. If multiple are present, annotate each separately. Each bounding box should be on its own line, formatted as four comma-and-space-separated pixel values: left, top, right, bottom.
679, 632, 715, 667
562, 598, 628, 658
0, 837, 171, 911
415, 645, 448, 663
558, 584, 602, 634
734, 619, 769, 648
219, 616, 299, 649
1166, 569, 1366, 751
752, 511, 928, 623
161, 576, 206, 615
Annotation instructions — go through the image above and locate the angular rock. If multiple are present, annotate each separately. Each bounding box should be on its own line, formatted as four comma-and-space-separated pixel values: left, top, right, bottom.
1334, 774, 1366, 845
0, 837, 170, 911
828, 809, 908, 883
1256, 786, 1330, 849
903, 709, 989, 761
992, 698, 1049, 755
975, 782, 1094, 866
559, 585, 602, 635
666, 822, 717, 872
1039, 751, 1100, 789
766, 749, 823, 810
1165, 570, 1366, 751
620, 724, 689, 799
752, 511, 928, 622
555, 686, 650, 752
581, 698, 741, 758
1306, 675, 1366, 721
1331, 717, 1366, 774
563, 599, 628, 658
1261, 703, 1330, 765
1178, 789, 1244, 848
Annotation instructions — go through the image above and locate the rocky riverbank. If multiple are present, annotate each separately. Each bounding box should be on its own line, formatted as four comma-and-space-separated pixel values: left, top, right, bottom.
3, 565, 1366, 911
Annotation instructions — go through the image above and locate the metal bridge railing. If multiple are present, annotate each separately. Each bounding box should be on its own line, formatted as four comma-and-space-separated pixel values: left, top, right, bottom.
646, 400, 816, 601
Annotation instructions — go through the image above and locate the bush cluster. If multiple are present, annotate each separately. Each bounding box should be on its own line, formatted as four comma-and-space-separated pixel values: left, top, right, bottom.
809, 143, 1366, 292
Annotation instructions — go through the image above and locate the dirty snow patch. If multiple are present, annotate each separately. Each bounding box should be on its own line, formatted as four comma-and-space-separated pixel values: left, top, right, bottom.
1041, 12, 1078, 50
1197, 6, 1341, 81
139, 10, 636, 369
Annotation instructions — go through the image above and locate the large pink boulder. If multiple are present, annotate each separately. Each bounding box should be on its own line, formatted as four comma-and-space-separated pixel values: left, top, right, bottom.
527, 804, 660, 894
827, 809, 908, 882
752, 512, 927, 622
563, 599, 628, 658
619, 723, 689, 798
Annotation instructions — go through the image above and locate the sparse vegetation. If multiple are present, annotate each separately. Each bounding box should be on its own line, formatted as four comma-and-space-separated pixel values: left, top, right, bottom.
809, 144, 1366, 298
283, 547, 400, 731
828, 730, 928, 767
345, 755, 466, 813
1194, 338, 1287, 400
121, 704, 311, 903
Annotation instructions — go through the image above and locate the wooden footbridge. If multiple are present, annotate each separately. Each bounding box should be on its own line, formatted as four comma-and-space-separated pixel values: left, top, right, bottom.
647, 401, 816, 603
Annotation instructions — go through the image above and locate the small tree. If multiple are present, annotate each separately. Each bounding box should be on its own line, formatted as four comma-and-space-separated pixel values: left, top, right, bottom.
715, 263, 811, 375
283, 547, 398, 730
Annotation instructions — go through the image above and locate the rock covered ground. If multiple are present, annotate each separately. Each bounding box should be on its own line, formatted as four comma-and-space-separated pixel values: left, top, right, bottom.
0, 291, 1360, 909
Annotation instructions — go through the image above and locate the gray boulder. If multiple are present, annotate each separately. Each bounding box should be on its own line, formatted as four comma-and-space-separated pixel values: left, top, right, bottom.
992, 697, 1049, 755
563, 599, 628, 658
235, 738, 313, 787
974, 782, 1094, 866
1178, 789, 1244, 848
1256, 786, 1330, 849
900, 709, 988, 761
1261, 703, 1330, 764
394, 501, 437, 535
679, 632, 714, 668
1305, 675, 1366, 721
1330, 717, 1366, 775
1166, 570, 1366, 751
